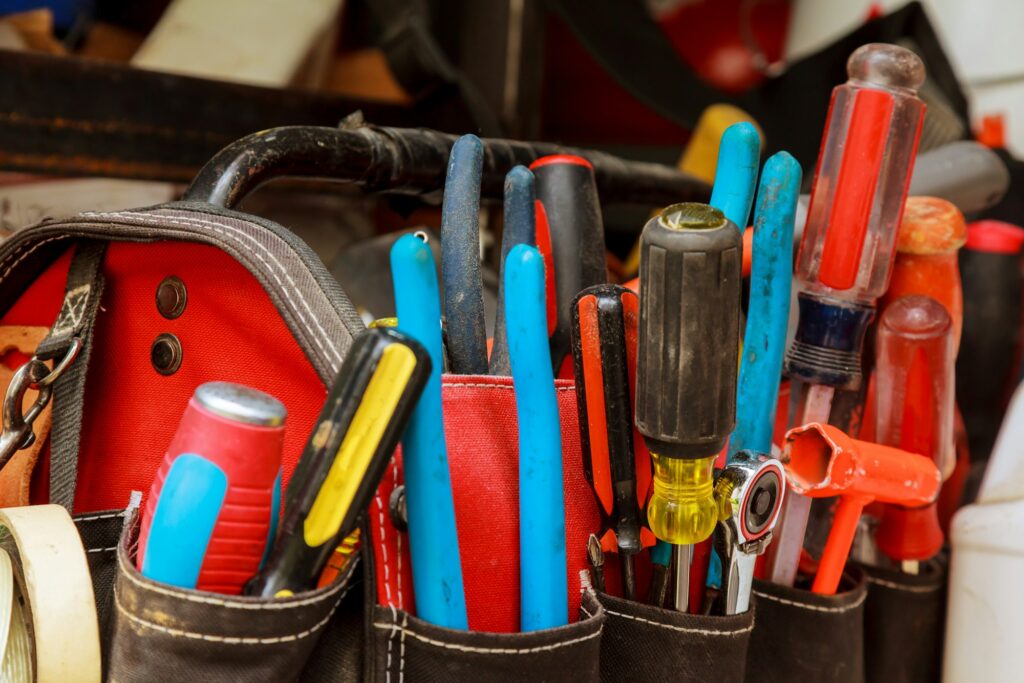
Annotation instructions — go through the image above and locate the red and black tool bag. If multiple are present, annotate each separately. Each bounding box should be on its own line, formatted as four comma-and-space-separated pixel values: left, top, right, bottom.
0, 126, 912, 682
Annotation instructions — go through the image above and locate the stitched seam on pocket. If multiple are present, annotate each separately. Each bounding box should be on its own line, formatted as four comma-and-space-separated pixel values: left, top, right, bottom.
87, 546, 117, 554
120, 553, 355, 610
394, 462, 405, 609
752, 589, 867, 612
444, 382, 574, 393
75, 511, 123, 523
375, 477, 394, 607
114, 583, 351, 644
603, 608, 753, 636
399, 612, 408, 683
370, 622, 602, 654
866, 576, 941, 593
386, 605, 398, 683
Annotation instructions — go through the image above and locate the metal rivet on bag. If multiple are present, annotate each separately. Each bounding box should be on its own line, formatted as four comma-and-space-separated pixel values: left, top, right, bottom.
155, 276, 187, 319
151, 333, 183, 375
389, 485, 408, 532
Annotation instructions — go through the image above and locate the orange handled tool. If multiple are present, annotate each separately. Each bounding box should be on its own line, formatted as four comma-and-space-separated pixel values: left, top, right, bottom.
882, 196, 966, 347
783, 423, 941, 594
873, 296, 955, 572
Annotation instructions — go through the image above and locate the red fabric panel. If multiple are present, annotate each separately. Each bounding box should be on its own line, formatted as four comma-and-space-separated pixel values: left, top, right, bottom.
371, 374, 602, 633
0, 241, 326, 512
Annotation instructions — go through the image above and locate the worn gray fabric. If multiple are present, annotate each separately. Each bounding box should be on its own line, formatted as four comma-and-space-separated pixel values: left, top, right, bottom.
38, 242, 107, 509
108, 511, 358, 683
74, 506, 135, 674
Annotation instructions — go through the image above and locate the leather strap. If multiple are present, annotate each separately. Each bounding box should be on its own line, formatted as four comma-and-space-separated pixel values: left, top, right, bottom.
0, 326, 52, 507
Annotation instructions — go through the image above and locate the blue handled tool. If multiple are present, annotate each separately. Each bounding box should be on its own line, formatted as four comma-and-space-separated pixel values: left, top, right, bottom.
709, 122, 760, 232
505, 243, 568, 631
441, 134, 488, 375
390, 232, 468, 629
729, 152, 801, 458
490, 165, 537, 376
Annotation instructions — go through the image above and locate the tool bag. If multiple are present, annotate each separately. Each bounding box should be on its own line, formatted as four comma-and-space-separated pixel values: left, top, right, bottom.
0, 128, 937, 682
0, 204, 367, 681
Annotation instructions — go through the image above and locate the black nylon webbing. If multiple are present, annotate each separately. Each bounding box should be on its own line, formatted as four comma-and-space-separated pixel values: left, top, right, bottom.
38, 242, 106, 510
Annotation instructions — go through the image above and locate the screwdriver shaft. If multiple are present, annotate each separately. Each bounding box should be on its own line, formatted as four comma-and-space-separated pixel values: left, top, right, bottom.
673, 544, 693, 612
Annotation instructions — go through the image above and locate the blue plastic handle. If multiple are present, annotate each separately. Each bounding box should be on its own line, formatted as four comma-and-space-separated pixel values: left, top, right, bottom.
505, 243, 568, 631
441, 134, 488, 375
490, 165, 537, 376
649, 539, 672, 568
729, 151, 802, 458
709, 122, 761, 231
141, 453, 228, 589
390, 233, 469, 629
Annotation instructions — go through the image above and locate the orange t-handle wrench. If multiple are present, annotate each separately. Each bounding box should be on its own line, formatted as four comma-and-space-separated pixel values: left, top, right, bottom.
783, 423, 941, 594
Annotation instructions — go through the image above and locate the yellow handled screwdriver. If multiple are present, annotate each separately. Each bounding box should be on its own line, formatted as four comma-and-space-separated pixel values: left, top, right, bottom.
635, 203, 742, 612
247, 326, 430, 597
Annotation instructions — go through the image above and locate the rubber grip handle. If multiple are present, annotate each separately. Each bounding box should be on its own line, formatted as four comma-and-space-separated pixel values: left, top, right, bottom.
635, 203, 742, 458
441, 134, 488, 375
957, 222, 1024, 459
571, 285, 643, 555
137, 383, 285, 594
249, 327, 431, 597
505, 244, 568, 631
390, 233, 468, 629
531, 155, 608, 374
490, 165, 537, 376
730, 152, 801, 459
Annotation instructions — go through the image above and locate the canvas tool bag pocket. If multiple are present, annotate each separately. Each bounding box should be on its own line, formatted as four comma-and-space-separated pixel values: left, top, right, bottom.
0, 203, 370, 681
746, 569, 868, 683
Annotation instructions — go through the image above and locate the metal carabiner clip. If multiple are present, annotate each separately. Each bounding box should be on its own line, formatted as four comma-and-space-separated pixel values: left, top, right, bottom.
0, 338, 80, 469
0, 360, 53, 469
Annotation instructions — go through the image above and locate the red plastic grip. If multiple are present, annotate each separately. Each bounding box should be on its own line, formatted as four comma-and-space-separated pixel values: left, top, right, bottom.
819, 88, 895, 290
137, 395, 283, 594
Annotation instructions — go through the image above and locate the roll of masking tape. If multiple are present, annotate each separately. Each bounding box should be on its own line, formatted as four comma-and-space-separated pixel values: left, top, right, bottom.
0, 505, 100, 682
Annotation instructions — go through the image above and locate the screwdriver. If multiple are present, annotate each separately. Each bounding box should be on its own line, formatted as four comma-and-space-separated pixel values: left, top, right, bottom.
769, 43, 927, 586
873, 296, 955, 573
490, 165, 536, 376
137, 383, 285, 593
247, 327, 431, 597
636, 202, 742, 612
570, 284, 651, 600
882, 196, 966, 347
390, 232, 468, 629
441, 134, 488, 375
505, 243, 568, 631
531, 155, 608, 376
957, 220, 1024, 460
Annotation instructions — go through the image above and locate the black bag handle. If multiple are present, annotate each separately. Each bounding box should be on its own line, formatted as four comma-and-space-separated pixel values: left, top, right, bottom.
181, 118, 710, 210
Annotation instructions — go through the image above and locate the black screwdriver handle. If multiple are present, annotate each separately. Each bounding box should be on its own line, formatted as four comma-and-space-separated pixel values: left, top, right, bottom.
635, 203, 742, 458
531, 155, 608, 374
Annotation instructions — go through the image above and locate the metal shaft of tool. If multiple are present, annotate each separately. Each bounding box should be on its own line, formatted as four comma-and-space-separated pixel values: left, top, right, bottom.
621, 553, 636, 601
767, 382, 833, 585
722, 550, 759, 615
673, 544, 693, 612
